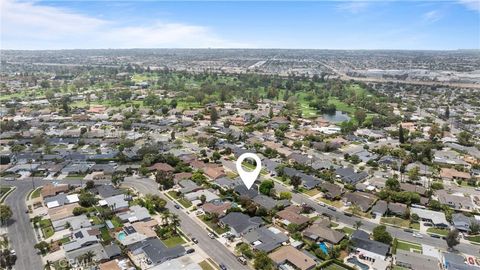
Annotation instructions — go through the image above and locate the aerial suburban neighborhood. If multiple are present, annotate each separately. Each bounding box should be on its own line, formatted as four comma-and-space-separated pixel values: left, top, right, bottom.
0, 48, 479, 270
1, 0, 480, 268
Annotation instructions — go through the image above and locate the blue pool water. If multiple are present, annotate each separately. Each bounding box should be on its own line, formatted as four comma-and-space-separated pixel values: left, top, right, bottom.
347, 257, 369, 270
318, 242, 328, 254
118, 232, 126, 241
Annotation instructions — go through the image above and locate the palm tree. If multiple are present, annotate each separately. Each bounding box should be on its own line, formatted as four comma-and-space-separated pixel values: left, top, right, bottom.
161, 212, 171, 226
81, 251, 95, 265
170, 213, 181, 234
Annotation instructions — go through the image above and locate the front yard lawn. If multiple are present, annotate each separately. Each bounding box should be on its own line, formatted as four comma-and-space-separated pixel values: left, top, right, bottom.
162, 236, 185, 247
303, 188, 321, 197
427, 228, 450, 236
381, 217, 410, 228
336, 226, 355, 236
199, 260, 215, 270
178, 198, 193, 208
199, 215, 229, 235
396, 240, 422, 252
317, 197, 343, 208
42, 226, 54, 239
467, 235, 480, 243
31, 187, 42, 199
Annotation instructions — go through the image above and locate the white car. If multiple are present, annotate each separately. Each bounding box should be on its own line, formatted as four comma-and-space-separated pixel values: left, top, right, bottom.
413, 232, 423, 238
208, 232, 216, 239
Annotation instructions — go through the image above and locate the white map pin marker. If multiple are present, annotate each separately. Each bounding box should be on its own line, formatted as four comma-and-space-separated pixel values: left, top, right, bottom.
236, 153, 261, 190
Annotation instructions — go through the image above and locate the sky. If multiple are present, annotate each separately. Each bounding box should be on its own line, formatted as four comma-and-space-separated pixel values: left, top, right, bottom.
1, 0, 479, 50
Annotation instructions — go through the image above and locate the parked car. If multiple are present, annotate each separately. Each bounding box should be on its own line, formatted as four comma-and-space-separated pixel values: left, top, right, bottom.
404, 229, 414, 233
318, 202, 326, 207
219, 263, 227, 270
186, 248, 195, 254
413, 232, 423, 238
430, 234, 441, 238
208, 232, 216, 239
192, 237, 198, 244
174, 204, 180, 209
237, 256, 247, 265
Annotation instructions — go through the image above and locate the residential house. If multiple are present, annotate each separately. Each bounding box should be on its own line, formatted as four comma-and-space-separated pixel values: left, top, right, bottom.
303, 219, 346, 244
275, 205, 310, 228
410, 207, 449, 228
41, 183, 69, 199
253, 194, 290, 211
219, 212, 264, 237
343, 192, 377, 212
127, 238, 185, 266
335, 167, 369, 185
268, 246, 316, 270
440, 168, 471, 181
351, 230, 390, 263
99, 194, 130, 213
395, 250, 439, 270
452, 213, 475, 232
201, 200, 232, 217
243, 226, 288, 253
437, 192, 475, 211
117, 205, 151, 223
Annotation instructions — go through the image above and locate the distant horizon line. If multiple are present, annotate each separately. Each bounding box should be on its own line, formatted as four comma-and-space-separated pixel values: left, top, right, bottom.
1, 48, 479, 51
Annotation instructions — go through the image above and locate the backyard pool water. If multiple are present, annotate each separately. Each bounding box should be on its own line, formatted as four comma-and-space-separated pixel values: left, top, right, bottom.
118, 232, 126, 241
318, 242, 328, 254
347, 257, 369, 270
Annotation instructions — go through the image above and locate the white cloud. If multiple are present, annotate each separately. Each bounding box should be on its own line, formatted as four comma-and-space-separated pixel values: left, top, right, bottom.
423, 10, 442, 23
336, 1, 370, 14
0, 0, 249, 49
458, 0, 480, 12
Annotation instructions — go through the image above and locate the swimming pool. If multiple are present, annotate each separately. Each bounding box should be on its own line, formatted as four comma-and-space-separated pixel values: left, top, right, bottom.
318, 242, 328, 254
347, 257, 369, 270
118, 232, 126, 241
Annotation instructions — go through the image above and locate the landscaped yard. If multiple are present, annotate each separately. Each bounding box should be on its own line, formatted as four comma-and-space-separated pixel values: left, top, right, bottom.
317, 197, 343, 208
336, 226, 355, 236
162, 236, 185, 247
167, 191, 192, 208
199, 215, 229, 235
100, 227, 113, 242
39, 219, 54, 239
199, 260, 216, 270
396, 240, 422, 252
427, 228, 450, 236
90, 216, 103, 225
111, 217, 124, 228
303, 188, 321, 197
31, 187, 42, 199
381, 217, 410, 228
467, 235, 480, 243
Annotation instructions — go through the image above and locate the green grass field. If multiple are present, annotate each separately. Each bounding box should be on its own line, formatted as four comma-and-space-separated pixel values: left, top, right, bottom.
31, 187, 42, 199
162, 236, 186, 247
199, 215, 229, 235
427, 228, 450, 236
396, 240, 422, 252
199, 260, 216, 270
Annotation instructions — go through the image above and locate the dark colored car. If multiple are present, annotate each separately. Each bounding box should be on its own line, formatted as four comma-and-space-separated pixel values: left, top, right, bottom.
174, 204, 180, 209
219, 264, 227, 270
186, 248, 195, 254
192, 237, 198, 244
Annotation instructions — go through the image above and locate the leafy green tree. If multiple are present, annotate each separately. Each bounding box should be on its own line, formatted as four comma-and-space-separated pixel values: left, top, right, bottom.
253, 251, 275, 270
34, 241, 50, 254
79, 192, 98, 207
386, 178, 400, 191
290, 175, 302, 190
0, 204, 12, 225
372, 225, 393, 244
279, 192, 292, 200
259, 180, 274, 196
399, 124, 405, 143
445, 229, 460, 250
354, 109, 367, 125
458, 131, 473, 146
210, 107, 219, 125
